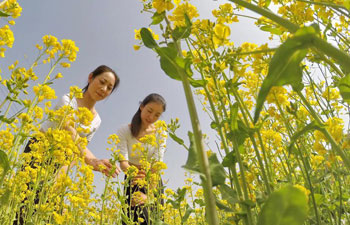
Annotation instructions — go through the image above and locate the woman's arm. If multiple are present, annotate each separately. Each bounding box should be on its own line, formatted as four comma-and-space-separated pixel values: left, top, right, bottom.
65, 124, 121, 177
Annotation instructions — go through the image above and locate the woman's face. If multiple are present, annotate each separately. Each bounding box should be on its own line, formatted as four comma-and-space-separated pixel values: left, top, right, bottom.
88, 72, 116, 101
140, 102, 164, 127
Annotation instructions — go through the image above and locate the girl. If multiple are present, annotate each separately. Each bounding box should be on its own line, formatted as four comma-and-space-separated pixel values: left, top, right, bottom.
15, 65, 122, 225
116, 93, 167, 225
38, 64, 122, 176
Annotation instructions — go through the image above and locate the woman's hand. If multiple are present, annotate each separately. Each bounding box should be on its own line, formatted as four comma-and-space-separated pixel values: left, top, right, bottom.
131, 192, 147, 206
131, 170, 146, 185
90, 158, 121, 178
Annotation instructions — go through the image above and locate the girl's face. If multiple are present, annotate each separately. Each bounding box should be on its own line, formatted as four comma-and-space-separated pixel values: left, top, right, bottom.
140, 102, 164, 127
88, 72, 116, 101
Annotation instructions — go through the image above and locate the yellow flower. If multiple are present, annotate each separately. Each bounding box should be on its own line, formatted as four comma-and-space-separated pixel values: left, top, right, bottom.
76, 107, 94, 126
133, 44, 141, 50
60, 39, 79, 62
0, 0, 22, 18
169, 2, 199, 27
55, 72, 63, 79
152, 0, 174, 13
42, 35, 58, 47
126, 165, 139, 177
212, 23, 230, 47
60, 62, 71, 68
69, 86, 83, 99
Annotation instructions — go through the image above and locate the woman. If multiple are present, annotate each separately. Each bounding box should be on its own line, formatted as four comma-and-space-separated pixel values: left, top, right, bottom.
116, 93, 167, 225
14, 65, 122, 225
38, 64, 122, 176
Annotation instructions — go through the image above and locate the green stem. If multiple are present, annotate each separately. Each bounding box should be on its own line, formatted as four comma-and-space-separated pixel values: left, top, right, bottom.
296, 0, 348, 10
163, 16, 219, 224
227, 0, 299, 32
312, 36, 350, 73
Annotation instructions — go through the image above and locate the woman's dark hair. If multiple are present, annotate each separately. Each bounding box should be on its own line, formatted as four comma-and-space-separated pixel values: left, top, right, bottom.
130, 93, 166, 138
82, 65, 120, 93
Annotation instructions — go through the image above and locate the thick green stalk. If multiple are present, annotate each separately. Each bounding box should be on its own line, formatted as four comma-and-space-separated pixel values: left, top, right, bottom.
173, 42, 219, 225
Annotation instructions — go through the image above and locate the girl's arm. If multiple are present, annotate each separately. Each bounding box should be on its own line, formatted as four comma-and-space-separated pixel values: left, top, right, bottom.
65, 124, 121, 177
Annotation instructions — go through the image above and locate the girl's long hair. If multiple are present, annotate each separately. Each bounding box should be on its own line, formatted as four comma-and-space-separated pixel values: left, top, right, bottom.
130, 93, 166, 138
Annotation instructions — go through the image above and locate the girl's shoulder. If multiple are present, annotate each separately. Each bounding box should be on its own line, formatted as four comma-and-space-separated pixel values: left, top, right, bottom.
116, 124, 132, 136
57, 93, 77, 108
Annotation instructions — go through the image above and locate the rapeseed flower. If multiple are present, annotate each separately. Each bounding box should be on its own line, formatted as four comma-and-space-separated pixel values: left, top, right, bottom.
152, 0, 174, 13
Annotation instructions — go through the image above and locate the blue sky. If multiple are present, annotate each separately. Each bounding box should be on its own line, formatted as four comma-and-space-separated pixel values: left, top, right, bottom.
1, 0, 268, 193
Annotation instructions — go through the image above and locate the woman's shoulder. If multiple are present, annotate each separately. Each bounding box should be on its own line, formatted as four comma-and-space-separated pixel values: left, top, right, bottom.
116, 124, 132, 135
57, 93, 77, 108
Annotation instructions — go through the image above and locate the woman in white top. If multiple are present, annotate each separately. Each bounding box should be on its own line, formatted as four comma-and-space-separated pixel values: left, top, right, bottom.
116, 93, 166, 225
26, 65, 121, 177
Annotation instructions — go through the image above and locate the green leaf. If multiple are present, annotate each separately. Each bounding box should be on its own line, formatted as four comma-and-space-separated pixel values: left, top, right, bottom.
208, 153, 226, 186
175, 57, 193, 77
314, 193, 325, 206
257, 185, 308, 225
169, 132, 185, 145
227, 120, 249, 146
151, 12, 165, 25
288, 121, 324, 153
172, 13, 192, 40
260, 25, 283, 35
189, 78, 206, 87
156, 46, 182, 81
182, 205, 194, 223
219, 184, 239, 207
140, 27, 158, 49
254, 26, 318, 123
337, 73, 350, 104
216, 198, 234, 212
182, 132, 201, 173
241, 199, 256, 207
222, 151, 236, 167
0, 150, 10, 178
0, 11, 10, 17
264, 0, 271, 7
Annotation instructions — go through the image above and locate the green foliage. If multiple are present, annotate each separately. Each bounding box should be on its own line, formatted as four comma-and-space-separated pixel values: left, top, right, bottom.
182, 132, 226, 186
257, 186, 308, 225
151, 12, 165, 25
140, 27, 158, 48
288, 121, 324, 153
172, 14, 192, 40
337, 73, 350, 104
254, 26, 320, 123
0, 11, 10, 17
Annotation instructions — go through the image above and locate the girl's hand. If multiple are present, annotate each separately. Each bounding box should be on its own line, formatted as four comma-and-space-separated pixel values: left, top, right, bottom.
131, 192, 147, 206
91, 158, 121, 178
132, 170, 146, 185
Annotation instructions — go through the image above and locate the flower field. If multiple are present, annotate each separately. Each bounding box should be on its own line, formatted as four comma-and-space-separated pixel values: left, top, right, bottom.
1, 0, 350, 224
